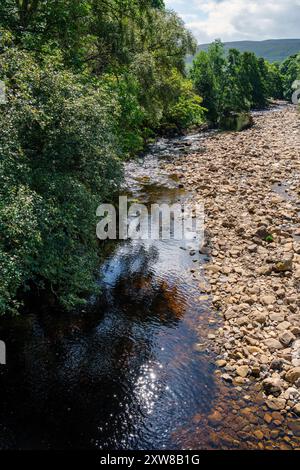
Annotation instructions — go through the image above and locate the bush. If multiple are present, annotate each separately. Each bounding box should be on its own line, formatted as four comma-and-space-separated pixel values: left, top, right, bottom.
161, 69, 206, 132
0, 48, 123, 314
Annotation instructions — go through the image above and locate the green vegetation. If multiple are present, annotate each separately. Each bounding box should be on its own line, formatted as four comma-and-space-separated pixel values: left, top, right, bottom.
190, 40, 299, 125
0, 3, 299, 315
0, 0, 205, 314
280, 53, 300, 100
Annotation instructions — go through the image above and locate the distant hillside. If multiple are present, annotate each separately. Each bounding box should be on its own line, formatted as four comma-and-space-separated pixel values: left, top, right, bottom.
187, 39, 300, 64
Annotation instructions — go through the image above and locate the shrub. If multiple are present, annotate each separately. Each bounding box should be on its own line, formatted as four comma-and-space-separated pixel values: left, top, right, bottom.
0, 49, 123, 313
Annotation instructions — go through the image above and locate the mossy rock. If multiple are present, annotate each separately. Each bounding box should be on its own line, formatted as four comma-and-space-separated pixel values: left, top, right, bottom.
220, 112, 254, 132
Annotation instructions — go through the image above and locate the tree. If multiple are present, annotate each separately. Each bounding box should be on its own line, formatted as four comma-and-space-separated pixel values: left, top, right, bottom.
280, 53, 300, 100
190, 50, 218, 123
0, 0, 203, 314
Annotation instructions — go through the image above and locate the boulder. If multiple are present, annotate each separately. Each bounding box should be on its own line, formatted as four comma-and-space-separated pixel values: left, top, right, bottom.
220, 112, 254, 132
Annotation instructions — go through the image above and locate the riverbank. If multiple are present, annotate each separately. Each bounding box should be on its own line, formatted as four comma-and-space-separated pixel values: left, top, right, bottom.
167, 104, 300, 415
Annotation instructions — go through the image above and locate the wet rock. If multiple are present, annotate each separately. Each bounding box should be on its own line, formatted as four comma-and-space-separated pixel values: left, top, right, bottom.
251, 366, 261, 378
266, 397, 286, 411
264, 413, 273, 424
253, 430, 264, 440
287, 420, 300, 437
208, 410, 222, 425
221, 373, 233, 383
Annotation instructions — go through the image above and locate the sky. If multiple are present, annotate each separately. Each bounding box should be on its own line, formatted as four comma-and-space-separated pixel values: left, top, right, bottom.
164, 0, 300, 44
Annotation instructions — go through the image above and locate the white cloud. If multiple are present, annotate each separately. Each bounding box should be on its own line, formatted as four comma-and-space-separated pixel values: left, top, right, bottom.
165, 0, 300, 43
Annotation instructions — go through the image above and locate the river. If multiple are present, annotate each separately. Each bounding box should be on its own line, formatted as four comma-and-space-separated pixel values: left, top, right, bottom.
0, 109, 298, 450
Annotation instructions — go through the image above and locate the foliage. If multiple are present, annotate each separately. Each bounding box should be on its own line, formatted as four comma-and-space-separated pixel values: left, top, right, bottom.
280, 53, 300, 100
0, 1, 202, 314
161, 69, 206, 132
0, 49, 123, 313
191, 40, 285, 124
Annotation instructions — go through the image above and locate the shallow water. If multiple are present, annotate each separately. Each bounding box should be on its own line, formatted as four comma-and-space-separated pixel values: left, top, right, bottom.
0, 132, 219, 450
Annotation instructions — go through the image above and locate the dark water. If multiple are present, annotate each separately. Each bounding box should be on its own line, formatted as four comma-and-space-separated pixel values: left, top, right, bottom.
0, 133, 218, 450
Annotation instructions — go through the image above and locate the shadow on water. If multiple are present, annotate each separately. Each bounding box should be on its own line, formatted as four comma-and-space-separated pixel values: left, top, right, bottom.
0, 132, 217, 450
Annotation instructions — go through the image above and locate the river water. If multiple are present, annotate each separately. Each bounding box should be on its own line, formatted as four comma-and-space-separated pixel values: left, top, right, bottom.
0, 131, 221, 450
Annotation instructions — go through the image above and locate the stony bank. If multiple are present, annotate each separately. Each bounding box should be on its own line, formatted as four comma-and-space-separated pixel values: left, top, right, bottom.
168, 104, 300, 417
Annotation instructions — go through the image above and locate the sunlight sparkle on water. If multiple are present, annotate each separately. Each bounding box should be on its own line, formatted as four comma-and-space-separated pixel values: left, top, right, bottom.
134, 362, 163, 415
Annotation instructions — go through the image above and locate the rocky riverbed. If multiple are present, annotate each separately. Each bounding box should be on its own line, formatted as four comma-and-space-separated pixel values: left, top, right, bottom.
167, 104, 300, 419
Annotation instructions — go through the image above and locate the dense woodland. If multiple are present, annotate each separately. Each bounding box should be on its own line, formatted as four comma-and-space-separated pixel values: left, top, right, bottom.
0, 0, 299, 315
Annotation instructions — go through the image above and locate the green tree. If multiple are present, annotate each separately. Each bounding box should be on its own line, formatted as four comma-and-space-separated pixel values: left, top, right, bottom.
190, 50, 218, 123
0, 49, 123, 314
280, 53, 300, 100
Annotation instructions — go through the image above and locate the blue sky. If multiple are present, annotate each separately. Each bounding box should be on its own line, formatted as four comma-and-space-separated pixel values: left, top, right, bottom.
164, 0, 300, 43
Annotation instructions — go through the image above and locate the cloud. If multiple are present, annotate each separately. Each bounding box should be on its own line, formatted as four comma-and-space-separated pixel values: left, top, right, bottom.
164, 0, 300, 43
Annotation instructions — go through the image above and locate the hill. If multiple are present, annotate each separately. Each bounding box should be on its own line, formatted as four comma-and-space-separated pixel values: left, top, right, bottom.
187, 39, 300, 64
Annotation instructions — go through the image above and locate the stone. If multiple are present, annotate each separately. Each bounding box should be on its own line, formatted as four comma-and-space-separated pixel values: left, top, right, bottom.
252, 312, 268, 325
287, 420, 300, 437
270, 359, 283, 371
278, 321, 291, 331
206, 265, 221, 274
208, 410, 222, 425
293, 404, 300, 416
236, 365, 249, 378
269, 312, 285, 323
247, 346, 263, 354
266, 397, 286, 411
264, 338, 283, 352
255, 226, 269, 239
216, 359, 226, 367
291, 326, 300, 337
273, 257, 293, 273
256, 265, 272, 275
221, 373, 233, 383
264, 413, 272, 424
279, 330, 296, 347
262, 378, 283, 397
251, 366, 261, 378
261, 294, 276, 306
224, 308, 238, 320
253, 430, 264, 440
285, 367, 300, 384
